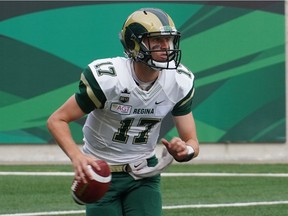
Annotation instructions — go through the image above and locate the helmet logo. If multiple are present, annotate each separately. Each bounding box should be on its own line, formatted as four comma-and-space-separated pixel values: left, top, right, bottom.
160, 26, 175, 32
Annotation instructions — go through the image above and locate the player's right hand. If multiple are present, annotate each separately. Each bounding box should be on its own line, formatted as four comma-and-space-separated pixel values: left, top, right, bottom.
71, 153, 100, 184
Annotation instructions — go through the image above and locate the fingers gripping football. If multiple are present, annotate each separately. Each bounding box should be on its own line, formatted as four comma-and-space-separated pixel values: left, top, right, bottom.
72, 154, 100, 184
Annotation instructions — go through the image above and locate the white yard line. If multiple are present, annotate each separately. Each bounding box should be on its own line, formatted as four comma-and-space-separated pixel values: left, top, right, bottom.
161, 172, 288, 177
0, 172, 288, 177
163, 200, 288, 209
0, 210, 84, 216
0, 172, 74, 176
1, 201, 288, 216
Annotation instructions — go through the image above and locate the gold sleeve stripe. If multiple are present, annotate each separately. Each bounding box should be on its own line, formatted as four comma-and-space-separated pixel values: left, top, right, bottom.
80, 73, 102, 109
179, 88, 195, 107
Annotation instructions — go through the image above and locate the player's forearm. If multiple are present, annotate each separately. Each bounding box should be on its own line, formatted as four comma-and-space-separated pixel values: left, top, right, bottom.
47, 117, 82, 161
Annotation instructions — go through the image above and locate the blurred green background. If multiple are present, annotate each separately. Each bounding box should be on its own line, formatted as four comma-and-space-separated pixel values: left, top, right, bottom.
0, 1, 285, 144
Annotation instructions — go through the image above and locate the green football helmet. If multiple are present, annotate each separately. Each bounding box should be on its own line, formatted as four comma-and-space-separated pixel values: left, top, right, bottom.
120, 8, 181, 70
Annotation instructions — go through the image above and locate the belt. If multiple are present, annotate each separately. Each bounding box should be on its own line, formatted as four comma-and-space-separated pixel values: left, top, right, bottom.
109, 164, 131, 173
109, 156, 155, 173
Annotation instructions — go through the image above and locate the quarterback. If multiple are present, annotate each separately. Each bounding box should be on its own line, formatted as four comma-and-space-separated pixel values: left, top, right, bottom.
47, 8, 199, 216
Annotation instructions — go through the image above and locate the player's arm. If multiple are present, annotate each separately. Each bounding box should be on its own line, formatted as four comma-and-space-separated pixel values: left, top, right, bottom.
47, 65, 107, 183
47, 95, 99, 183
161, 79, 199, 162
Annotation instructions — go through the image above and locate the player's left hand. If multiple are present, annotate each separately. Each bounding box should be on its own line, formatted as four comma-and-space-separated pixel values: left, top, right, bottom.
161, 137, 189, 161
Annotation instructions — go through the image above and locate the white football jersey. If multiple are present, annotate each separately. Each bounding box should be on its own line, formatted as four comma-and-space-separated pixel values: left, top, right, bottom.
75, 57, 194, 164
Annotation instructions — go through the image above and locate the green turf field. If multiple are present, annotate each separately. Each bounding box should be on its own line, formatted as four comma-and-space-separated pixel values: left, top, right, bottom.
0, 164, 288, 216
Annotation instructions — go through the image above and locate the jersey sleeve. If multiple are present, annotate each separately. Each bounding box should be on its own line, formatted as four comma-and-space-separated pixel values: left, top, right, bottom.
75, 67, 107, 114
170, 63, 195, 116
171, 86, 195, 116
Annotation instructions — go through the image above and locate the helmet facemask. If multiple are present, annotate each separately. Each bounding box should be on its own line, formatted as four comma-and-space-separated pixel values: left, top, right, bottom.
137, 32, 181, 70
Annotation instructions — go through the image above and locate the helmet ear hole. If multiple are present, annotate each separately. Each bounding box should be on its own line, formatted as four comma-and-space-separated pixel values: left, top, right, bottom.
132, 40, 140, 56
125, 32, 136, 50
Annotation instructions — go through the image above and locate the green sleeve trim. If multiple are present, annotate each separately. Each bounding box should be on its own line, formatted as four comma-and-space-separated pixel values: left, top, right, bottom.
75, 67, 107, 113
171, 87, 194, 116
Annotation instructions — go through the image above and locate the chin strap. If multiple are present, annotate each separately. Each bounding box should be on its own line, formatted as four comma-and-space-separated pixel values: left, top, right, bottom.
146, 59, 177, 70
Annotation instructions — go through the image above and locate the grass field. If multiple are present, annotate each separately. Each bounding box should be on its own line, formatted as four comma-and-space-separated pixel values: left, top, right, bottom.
0, 163, 288, 216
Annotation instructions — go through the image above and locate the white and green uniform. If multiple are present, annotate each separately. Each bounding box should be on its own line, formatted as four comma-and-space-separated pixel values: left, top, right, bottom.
75, 57, 194, 165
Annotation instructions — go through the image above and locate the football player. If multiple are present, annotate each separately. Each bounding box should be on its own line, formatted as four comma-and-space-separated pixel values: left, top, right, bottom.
47, 8, 199, 216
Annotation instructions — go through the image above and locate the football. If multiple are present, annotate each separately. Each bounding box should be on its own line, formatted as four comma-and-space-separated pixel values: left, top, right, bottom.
71, 160, 111, 205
